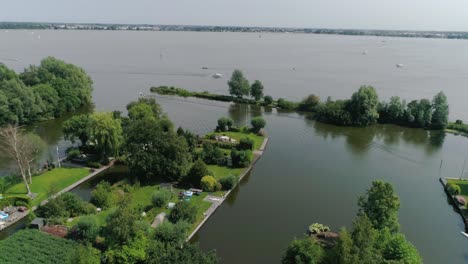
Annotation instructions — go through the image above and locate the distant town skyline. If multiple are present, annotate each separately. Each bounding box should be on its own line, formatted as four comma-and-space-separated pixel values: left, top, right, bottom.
2, 0, 468, 32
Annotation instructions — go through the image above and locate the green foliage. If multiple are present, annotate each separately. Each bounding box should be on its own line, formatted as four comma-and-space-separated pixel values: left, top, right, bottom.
86, 161, 101, 168
126, 97, 162, 119
201, 142, 226, 165
238, 137, 254, 150
67, 147, 81, 160
358, 180, 400, 232
104, 231, 149, 264
89, 112, 124, 158
264, 95, 274, 105
231, 149, 252, 168
315, 100, 352, 126
168, 201, 197, 224
277, 98, 298, 110
185, 159, 210, 187
0, 230, 80, 264
91, 181, 115, 209
446, 183, 461, 196
228, 69, 250, 99
200, 175, 221, 192
154, 220, 190, 244
0, 57, 93, 126
282, 237, 324, 264
217, 117, 231, 132
152, 188, 172, 207
308, 223, 330, 234
218, 174, 238, 190
104, 198, 140, 246
378, 96, 405, 124
431, 91, 449, 129
250, 80, 264, 101
69, 216, 100, 243
147, 240, 218, 264
36, 192, 94, 219
298, 94, 320, 112
348, 85, 380, 126
69, 243, 101, 264
251, 117, 266, 133
63, 114, 92, 145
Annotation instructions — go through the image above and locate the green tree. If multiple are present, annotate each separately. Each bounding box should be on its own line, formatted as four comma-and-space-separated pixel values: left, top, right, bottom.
200, 175, 221, 192
350, 215, 380, 264
69, 216, 99, 243
228, 69, 250, 99
91, 181, 114, 209
264, 95, 273, 105
154, 220, 190, 244
431, 91, 449, 129
89, 112, 124, 159
238, 137, 254, 150
218, 174, 238, 190
147, 240, 218, 264
128, 102, 155, 121
381, 233, 422, 264
358, 180, 400, 232
152, 188, 172, 207
298, 94, 320, 112
69, 243, 101, 264
168, 201, 197, 224
349, 85, 379, 126
217, 117, 229, 132
104, 198, 139, 246
185, 159, 209, 187
231, 149, 252, 168
250, 80, 264, 101
201, 143, 225, 165
251, 117, 266, 133
63, 114, 91, 145
281, 237, 324, 264
126, 97, 162, 119
446, 183, 461, 196
331, 228, 357, 264
104, 231, 149, 264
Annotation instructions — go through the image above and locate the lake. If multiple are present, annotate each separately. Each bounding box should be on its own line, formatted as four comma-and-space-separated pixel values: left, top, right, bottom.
1, 30, 468, 263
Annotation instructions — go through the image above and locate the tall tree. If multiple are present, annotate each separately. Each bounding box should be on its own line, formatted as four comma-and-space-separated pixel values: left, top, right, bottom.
250, 80, 264, 101
282, 237, 324, 264
349, 85, 380, 126
431, 91, 449, 129
20, 133, 46, 184
62, 114, 92, 146
358, 180, 400, 232
89, 112, 123, 159
228, 69, 250, 99
0, 124, 31, 195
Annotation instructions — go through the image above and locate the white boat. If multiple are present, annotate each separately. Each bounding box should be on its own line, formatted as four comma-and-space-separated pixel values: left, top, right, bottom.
461, 231, 468, 238
212, 73, 222, 78
396, 64, 404, 68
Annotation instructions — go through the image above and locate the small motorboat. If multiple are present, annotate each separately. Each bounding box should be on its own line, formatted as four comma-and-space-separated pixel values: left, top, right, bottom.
202, 67, 208, 70
396, 64, 404, 68
212, 73, 222, 78
362, 51, 368, 55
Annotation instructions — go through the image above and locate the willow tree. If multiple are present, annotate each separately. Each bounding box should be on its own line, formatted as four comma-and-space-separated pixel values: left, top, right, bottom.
89, 112, 124, 159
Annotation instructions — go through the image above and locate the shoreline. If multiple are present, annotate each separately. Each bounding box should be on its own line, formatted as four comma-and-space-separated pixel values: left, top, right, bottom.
187, 136, 269, 241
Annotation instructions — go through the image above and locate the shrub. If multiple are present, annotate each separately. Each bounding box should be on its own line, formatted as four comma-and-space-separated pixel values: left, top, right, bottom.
69, 216, 99, 243
251, 117, 266, 133
201, 143, 225, 165
308, 223, 330, 234
264, 95, 273, 105
238, 137, 254, 150
447, 183, 461, 196
217, 117, 233, 132
219, 175, 238, 190
168, 201, 197, 224
67, 148, 81, 160
277, 98, 297, 110
86, 161, 101, 169
152, 188, 172, 208
91, 181, 114, 209
298, 94, 320, 112
154, 221, 190, 244
114, 155, 127, 165
185, 159, 209, 187
231, 149, 252, 168
201, 176, 221, 192
229, 126, 240, 132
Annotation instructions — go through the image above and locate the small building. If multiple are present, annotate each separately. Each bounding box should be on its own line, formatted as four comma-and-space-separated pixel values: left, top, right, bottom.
30, 218, 44, 229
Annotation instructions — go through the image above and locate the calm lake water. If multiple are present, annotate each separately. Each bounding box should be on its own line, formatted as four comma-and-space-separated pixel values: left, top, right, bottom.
1, 30, 468, 263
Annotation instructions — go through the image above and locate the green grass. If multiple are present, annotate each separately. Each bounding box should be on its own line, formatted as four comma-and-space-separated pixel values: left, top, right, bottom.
447, 179, 468, 202
207, 165, 243, 180
210, 131, 265, 150
6, 168, 89, 206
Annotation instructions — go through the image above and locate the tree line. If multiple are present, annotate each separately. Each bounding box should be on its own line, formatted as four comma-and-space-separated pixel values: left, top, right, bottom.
282, 181, 422, 264
0, 57, 93, 125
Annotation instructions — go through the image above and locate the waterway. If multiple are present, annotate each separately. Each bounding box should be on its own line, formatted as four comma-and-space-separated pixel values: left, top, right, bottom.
1, 30, 468, 263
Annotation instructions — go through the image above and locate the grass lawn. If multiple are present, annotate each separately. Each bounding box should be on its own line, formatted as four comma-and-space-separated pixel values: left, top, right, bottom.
447, 179, 468, 203
209, 131, 265, 150
207, 165, 244, 180
6, 168, 89, 206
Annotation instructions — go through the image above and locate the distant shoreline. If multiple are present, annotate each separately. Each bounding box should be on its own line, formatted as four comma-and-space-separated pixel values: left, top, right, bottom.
1, 22, 467, 40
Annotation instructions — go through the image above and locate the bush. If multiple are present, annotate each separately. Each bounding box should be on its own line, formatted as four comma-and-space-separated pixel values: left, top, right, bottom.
86, 161, 101, 169
154, 221, 190, 244
251, 117, 266, 133
218, 175, 238, 190
152, 188, 172, 208
277, 98, 297, 110
264, 95, 273, 105
201, 143, 225, 165
229, 126, 240, 132
231, 149, 252, 168
447, 183, 461, 196
69, 216, 99, 243
217, 117, 233, 132
185, 159, 209, 187
36, 193, 94, 219
200, 176, 221, 192
238, 137, 254, 150
114, 155, 127, 165
168, 201, 197, 224
67, 148, 81, 160
91, 181, 114, 209
308, 223, 330, 234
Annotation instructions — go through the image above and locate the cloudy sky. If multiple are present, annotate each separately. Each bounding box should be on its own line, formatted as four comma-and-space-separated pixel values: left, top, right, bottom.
2, 0, 467, 31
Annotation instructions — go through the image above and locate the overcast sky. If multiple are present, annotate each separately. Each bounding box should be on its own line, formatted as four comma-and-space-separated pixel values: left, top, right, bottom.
2, 0, 467, 31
